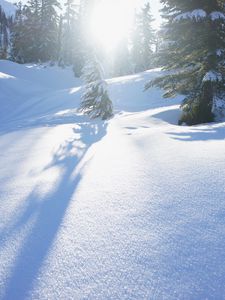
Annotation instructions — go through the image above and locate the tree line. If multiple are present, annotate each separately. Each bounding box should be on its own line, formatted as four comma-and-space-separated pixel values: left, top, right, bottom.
0, 0, 156, 76
1, 0, 225, 125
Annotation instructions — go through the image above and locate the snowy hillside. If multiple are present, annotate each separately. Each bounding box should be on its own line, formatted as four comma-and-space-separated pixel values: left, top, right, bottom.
1, 60, 225, 299
0, 0, 16, 16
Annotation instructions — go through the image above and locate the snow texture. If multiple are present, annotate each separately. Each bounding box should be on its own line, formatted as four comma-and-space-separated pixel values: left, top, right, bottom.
202, 71, 223, 82
0, 60, 225, 300
210, 11, 225, 21
216, 49, 224, 57
174, 10, 225, 23
174, 9, 207, 22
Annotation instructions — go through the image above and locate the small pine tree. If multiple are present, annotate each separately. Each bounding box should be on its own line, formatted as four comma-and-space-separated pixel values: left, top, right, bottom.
80, 52, 113, 120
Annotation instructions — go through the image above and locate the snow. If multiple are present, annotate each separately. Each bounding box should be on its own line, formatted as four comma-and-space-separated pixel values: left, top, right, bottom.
210, 11, 225, 21
174, 9, 207, 22
174, 10, 225, 23
216, 49, 224, 57
0, 0, 16, 16
1, 60, 225, 299
202, 71, 223, 82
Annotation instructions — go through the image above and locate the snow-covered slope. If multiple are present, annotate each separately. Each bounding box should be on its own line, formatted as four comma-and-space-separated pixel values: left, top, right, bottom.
0, 0, 16, 16
0, 60, 225, 300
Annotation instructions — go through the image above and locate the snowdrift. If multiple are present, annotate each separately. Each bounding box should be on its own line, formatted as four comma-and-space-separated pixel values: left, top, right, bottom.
1, 60, 225, 300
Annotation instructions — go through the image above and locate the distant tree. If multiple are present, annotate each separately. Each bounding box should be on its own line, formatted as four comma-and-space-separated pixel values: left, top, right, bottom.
131, 12, 143, 73
80, 52, 113, 120
11, 0, 61, 63
11, 2, 27, 62
113, 37, 132, 76
141, 2, 155, 69
0, 6, 13, 59
25, 0, 41, 60
146, 0, 225, 125
71, 0, 96, 77
131, 2, 155, 72
39, 0, 61, 61
60, 0, 78, 65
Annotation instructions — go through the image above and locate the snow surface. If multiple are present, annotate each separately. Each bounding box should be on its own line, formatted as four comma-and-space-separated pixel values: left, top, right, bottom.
1, 60, 225, 299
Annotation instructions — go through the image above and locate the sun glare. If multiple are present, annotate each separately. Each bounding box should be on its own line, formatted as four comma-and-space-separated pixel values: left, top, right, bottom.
90, 1, 135, 52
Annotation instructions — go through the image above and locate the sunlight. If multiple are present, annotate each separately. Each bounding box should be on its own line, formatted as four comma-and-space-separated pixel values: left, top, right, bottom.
90, 1, 135, 51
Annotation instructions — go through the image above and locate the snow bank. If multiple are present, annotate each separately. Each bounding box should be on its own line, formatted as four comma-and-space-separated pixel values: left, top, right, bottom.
0, 60, 225, 300
0, 60, 81, 90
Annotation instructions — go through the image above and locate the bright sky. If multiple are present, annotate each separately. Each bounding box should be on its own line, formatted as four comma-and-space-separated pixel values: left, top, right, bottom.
90, 0, 162, 51
7, 0, 162, 51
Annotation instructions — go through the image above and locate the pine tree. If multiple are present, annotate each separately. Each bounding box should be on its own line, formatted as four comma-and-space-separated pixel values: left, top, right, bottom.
146, 0, 225, 125
25, 0, 41, 61
57, 0, 83, 74
113, 37, 131, 76
131, 11, 143, 73
141, 2, 155, 69
131, 2, 155, 72
71, 0, 95, 77
0, 7, 12, 59
72, 12, 84, 77
39, 0, 61, 61
61, 0, 78, 65
11, 2, 27, 62
80, 52, 113, 120
11, 0, 60, 63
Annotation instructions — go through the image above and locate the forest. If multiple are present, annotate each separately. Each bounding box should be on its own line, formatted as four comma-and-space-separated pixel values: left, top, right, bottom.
1, 0, 225, 125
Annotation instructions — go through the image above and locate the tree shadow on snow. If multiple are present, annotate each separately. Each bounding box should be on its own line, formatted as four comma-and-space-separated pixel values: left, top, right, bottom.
151, 107, 181, 125
1, 119, 107, 300
167, 122, 225, 142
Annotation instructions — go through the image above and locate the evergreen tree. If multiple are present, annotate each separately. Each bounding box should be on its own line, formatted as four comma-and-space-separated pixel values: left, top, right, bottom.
0, 7, 12, 59
11, 0, 61, 63
72, 12, 85, 77
131, 2, 155, 72
11, 2, 27, 62
113, 37, 132, 76
58, 0, 83, 75
25, 0, 41, 61
80, 52, 113, 120
71, 0, 96, 77
57, 14, 63, 65
146, 0, 225, 125
39, 0, 61, 61
61, 0, 78, 65
131, 11, 143, 73
141, 2, 155, 69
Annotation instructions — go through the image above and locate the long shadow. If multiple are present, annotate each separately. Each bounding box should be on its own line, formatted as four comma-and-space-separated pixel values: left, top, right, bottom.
167, 122, 225, 142
1, 119, 107, 300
